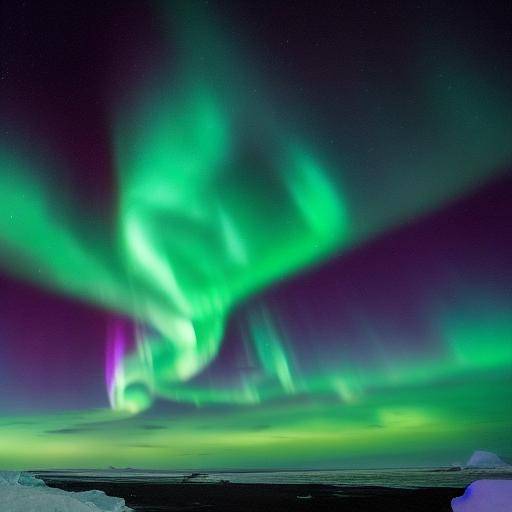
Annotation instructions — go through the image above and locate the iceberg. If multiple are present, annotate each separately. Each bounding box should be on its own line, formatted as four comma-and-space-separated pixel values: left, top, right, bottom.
452, 480, 512, 512
465, 450, 511, 469
0, 471, 132, 512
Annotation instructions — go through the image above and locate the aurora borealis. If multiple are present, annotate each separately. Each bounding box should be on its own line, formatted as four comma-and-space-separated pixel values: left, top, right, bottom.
0, 0, 511, 470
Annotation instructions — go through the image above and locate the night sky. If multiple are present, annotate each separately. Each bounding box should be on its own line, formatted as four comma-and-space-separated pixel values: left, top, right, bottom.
0, 0, 511, 470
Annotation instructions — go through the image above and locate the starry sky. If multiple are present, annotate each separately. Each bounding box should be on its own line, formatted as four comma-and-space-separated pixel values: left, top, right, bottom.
0, 0, 511, 470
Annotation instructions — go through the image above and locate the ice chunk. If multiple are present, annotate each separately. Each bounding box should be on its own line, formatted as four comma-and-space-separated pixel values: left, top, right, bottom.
0, 472, 23, 486
0, 471, 46, 487
0, 471, 132, 512
452, 480, 512, 512
466, 450, 510, 469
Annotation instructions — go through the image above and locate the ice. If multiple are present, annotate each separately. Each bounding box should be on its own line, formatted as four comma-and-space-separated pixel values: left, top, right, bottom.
452, 480, 512, 512
0, 471, 132, 512
0, 471, 46, 487
465, 450, 510, 469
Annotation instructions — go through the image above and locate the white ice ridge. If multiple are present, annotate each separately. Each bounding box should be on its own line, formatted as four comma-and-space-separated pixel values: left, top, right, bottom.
0, 471, 133, 512
465, 450, 511, 469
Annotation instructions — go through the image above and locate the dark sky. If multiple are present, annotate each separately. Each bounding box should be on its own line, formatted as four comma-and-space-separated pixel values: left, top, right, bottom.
0, 0, 510, 469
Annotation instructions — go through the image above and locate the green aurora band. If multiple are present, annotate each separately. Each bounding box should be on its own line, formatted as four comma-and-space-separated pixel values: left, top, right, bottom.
0, 3, 511, 468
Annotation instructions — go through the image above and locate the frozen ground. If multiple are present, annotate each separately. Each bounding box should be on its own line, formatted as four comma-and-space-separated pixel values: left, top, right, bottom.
32, 466, 512, 488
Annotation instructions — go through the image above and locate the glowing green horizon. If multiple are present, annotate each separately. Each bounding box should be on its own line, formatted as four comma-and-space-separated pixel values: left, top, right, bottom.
0, 371, 510, 470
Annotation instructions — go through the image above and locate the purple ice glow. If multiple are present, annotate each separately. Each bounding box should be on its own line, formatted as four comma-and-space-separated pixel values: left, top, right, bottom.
452, 480, 512, 512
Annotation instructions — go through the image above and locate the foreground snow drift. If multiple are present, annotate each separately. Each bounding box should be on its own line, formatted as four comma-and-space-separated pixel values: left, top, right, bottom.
0, 471, 132, 512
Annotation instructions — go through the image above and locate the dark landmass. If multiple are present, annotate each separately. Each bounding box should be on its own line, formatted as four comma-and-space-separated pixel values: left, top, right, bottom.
40, 478, 463, 512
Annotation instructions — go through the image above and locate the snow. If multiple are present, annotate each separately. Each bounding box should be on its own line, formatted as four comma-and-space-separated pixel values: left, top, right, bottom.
452, 480, 512, 512
465, 451, 510, 469
0, 471, 132, 512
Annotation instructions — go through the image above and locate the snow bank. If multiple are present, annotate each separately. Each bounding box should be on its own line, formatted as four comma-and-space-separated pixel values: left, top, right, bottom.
465, 450, 510, 469
452, 480, 512, 512
0, 471, 132, 512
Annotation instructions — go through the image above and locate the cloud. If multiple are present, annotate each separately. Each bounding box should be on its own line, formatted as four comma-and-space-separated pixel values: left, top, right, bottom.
44, 427, 93, 435
251, 424, 271, 431
123, 444, 165, 449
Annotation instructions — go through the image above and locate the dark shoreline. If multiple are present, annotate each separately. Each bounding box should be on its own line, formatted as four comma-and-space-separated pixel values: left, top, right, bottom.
41, 478, 463, 511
